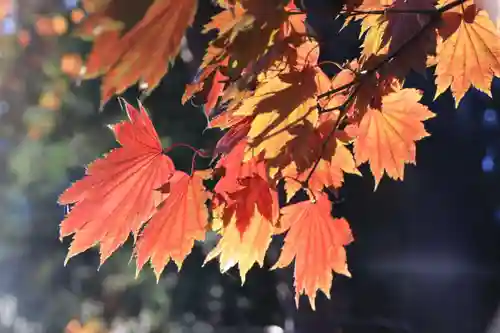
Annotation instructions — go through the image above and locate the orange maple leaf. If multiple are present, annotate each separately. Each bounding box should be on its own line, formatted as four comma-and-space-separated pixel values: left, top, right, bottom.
80, 0, 197, 105
204, 68, 229, 117
59, 101, 174, 264
182, 2, 275, 104
273, 194, 353, 310
345, 87, 435, 187
212, 118, 251, 156
135, 170, 209, 278
435, 3, 500, 105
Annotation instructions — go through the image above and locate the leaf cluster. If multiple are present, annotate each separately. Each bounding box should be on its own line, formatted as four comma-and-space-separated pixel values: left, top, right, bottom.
59, 0, 500, 309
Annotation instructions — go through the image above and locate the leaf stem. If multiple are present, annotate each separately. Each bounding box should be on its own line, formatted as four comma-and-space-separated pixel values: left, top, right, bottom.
163, 143, 210, 175
163, 142, 210, 158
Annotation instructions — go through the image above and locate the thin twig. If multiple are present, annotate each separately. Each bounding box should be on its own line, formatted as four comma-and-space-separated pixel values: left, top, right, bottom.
316, 0, 467, 99
344, 8, 439, 16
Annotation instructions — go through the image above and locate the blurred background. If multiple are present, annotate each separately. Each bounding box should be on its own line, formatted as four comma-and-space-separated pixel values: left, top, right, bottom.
0, 0, 499, 332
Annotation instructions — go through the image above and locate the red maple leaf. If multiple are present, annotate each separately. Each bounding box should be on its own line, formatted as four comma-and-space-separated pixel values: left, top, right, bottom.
59, 100, 174, 264
226, 175, 279, 234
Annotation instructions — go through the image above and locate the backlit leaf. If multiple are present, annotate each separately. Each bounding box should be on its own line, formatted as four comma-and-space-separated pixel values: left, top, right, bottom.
59, 101, 175, 264
435, 3, 500, 105
273, 194, 353, 310
346, 87, 435, 187
80, 0, 197, 104
135, 170, 209, 278
204, 209, 274, 284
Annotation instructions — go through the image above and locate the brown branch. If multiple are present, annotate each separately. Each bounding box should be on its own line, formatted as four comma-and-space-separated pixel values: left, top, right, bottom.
317, 79, 358, 99
302, 0, 467, 190
344, 8, 439, 16
316, 0, 467, 100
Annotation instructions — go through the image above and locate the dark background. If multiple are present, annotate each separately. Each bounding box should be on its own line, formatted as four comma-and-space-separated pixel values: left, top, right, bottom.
0, 0, 499, 332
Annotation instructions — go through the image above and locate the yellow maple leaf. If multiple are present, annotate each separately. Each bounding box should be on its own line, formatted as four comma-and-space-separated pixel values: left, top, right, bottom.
204, 210, 274, 284
233, 66, 320, 160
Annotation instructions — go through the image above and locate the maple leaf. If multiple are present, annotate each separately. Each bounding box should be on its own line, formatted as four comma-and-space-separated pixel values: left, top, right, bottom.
435, 3, 500, 105
203, 68, 229, 117
345, 87, 435, 187
135, 170, 209, 278
80, 0, 197, 105
59, 100, 175, 265
204, 209, 275, 284
184, 2, 277, 101
226, 175, 279, 233
273, 194, 353, 310
282, 130, 360, 202
214, 139, 265, 194
182, 59, 229, 117
232, 59, 323, 161
212, 138, 279, 233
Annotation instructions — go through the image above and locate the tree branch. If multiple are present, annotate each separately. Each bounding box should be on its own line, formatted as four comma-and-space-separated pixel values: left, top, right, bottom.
344, 8, 439, 16
316, 0, 467, 100
302, 0, 467, 190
